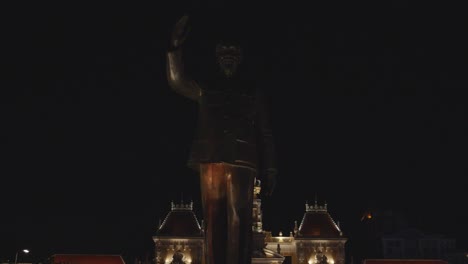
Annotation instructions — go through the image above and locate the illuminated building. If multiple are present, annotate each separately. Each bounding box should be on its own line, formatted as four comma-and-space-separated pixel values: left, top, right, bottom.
153, 201, 204, 264
264, 200, 347, 264
153, 179, 346, 264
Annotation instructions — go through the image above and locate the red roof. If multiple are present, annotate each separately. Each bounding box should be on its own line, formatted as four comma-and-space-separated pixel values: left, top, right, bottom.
296, 211, 342, 238
156, 209, 203, 237
293, 202, 345, 239
51, 254, 125, 264
364, 259, 448, 264
155, 202, 203, 238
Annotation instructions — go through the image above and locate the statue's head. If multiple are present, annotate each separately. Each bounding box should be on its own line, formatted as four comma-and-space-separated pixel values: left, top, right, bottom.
216, 41, 242, 78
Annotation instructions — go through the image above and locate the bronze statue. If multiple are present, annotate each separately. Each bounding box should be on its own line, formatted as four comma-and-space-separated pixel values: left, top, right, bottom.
166, 15, 278, 264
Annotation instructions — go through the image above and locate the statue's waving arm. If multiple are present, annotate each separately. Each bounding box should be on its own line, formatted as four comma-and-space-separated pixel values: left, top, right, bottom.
166, 15, 201, 101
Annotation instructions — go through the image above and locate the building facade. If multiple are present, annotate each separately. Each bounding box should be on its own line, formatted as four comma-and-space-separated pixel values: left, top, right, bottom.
153, 179, 346, 264
153, 201, 205, 264
358, 208, 461, 264
264, 201, 347, 264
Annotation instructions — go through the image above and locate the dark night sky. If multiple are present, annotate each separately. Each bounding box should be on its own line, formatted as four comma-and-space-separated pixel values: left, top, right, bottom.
1, 2, 467, 262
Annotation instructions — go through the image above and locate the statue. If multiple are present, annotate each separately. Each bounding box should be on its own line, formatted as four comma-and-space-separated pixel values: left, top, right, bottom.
166, 15, 278, 264
316, 251, 329, 264
170, 251, 186, 264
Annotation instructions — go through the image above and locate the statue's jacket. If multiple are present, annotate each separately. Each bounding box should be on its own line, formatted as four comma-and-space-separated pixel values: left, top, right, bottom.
167, 48, 277, 175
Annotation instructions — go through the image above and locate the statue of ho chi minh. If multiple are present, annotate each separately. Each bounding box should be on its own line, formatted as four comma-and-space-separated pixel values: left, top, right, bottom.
166, 15, 278, 264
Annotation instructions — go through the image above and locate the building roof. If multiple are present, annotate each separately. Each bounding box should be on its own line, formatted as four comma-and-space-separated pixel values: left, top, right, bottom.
363, 259, 449, 264
155, 201, 203, 238
50, 254, 125, 264
296, 201, 344, 238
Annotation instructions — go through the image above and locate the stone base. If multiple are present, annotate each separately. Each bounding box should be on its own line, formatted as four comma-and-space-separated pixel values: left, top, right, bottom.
251, 232, 285, 264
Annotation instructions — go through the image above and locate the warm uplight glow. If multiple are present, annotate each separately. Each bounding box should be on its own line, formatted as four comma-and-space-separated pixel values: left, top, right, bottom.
330, 260, 335, 264
367, 213, 372, 219
308, 260, 313, 264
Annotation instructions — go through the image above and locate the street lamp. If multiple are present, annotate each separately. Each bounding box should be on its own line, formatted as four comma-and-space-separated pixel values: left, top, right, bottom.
14, 249, 29, 264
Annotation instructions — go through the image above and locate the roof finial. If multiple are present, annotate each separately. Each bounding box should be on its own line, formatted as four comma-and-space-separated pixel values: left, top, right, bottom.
315, 193, 318, 205
181, 192, 184, 203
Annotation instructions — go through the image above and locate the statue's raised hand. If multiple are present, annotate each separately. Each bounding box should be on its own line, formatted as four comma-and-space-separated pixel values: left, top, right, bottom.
170, 15, 191, 49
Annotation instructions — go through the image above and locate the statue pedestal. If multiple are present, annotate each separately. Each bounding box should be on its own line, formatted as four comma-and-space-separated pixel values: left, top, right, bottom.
251, 232, 285, 264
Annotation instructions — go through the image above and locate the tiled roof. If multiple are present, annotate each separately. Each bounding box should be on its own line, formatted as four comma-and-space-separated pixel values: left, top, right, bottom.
364, 259, 448, 264
156, 202, 203, 237
296, 202, 343, 238
51, 254, 125, 264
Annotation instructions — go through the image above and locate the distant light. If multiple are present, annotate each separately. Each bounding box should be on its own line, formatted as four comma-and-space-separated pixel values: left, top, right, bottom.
367, 213, 372, 219
22, 249, 29, 254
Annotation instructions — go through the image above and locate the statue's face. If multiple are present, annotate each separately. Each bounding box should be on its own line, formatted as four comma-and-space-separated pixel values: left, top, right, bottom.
216, 43, 242, 78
